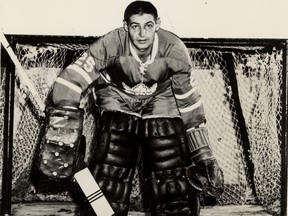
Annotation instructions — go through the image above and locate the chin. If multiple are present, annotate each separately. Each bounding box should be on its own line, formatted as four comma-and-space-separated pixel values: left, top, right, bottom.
135, 43, 150, 50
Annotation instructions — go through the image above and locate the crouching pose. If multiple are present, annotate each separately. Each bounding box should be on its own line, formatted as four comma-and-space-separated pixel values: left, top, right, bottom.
38, 1, 224, 215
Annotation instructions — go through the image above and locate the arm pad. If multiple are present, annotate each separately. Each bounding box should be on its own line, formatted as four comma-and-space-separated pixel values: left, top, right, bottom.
186, 127, 214, 163
38, 106, 84, 180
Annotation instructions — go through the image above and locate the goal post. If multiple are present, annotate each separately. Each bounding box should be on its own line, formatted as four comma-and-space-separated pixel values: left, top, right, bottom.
0, 34, 287, 216
283, 41, 288, 216
0, 33, 16, 216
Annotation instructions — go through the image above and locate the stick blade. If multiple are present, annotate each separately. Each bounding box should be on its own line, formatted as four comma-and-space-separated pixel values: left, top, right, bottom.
74, 167, 114, 216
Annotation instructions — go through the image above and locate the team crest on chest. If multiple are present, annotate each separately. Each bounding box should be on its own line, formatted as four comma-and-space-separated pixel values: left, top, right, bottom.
122, 82, 157, 95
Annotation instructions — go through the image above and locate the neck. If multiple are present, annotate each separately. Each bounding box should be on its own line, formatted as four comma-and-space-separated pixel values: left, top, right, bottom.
133, 45, 152, 62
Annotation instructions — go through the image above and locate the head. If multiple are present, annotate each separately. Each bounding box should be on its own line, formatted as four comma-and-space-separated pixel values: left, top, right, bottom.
123, 1, 161, 53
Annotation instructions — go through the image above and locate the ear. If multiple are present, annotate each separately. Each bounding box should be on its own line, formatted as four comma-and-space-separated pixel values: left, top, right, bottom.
155, 17, 161, 31
123, 20, 128, 32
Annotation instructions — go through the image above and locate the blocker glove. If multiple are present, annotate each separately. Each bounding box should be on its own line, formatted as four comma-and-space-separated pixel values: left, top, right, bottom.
38, 106, 85, 180
186, 126, 224, 197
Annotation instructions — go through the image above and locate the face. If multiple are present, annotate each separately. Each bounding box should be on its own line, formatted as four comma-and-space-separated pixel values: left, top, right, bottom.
124, 13, 160, 53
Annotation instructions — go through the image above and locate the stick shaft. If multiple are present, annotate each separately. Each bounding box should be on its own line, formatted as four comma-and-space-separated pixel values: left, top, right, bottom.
0, 31, 45, 113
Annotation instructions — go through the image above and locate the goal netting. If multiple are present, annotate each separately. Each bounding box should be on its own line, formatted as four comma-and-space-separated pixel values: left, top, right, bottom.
0, 37, 284, 215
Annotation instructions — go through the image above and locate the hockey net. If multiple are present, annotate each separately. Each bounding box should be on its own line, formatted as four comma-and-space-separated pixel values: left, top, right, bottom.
0, 37, 284, 215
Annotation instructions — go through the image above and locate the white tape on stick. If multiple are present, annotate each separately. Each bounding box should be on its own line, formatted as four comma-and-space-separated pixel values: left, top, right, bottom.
74, 167, 114, 216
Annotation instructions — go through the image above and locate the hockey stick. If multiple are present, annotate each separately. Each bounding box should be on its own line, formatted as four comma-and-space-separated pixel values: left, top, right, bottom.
0, 30, 114, 216
74, 161, 114, 216
0, 30, 45, 117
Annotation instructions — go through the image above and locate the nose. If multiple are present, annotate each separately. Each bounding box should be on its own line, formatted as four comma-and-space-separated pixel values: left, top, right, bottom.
139, 27, 146, 37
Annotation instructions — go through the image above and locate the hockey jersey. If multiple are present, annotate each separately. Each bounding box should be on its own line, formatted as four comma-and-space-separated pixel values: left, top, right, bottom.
51, 27, 206, 130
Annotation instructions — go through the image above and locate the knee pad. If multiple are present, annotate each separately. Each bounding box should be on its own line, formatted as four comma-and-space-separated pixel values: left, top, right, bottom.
140, 117, 190, 171
90, 111, 140, 215
95, 111, 139, 163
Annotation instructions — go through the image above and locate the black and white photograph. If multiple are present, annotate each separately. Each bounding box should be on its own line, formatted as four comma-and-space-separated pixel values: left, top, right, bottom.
0, 0, 288, 215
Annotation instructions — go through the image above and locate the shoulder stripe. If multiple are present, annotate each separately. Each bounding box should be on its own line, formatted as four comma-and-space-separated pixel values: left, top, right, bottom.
174, 80, 197, 99
67, 64, 93, 84
179, 99, 202, 113
55, 77, 82, 94
175, 86, 197, 99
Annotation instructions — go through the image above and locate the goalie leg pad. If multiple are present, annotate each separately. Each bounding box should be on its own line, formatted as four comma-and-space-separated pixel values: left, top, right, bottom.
90, 111, 139, 215
140, 118, 199, 216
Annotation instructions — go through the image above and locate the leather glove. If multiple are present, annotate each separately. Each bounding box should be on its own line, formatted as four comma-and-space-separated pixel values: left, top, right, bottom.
38, 106, 84, 180
186, 127, 224, 197
186, 157, 224, 197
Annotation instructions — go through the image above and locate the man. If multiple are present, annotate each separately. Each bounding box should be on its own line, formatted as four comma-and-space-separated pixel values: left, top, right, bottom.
40, 1, 223, 215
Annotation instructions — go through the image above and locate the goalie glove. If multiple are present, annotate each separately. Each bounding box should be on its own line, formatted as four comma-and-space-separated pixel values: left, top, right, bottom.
38, 106, 84, 180
186, 126, 224, 197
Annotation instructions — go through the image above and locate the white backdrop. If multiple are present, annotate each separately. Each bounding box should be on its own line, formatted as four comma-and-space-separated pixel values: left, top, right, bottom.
0, 0, 288, 39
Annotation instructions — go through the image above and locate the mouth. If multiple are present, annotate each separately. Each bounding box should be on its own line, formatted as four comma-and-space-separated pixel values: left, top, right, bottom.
138, 39, 147, 44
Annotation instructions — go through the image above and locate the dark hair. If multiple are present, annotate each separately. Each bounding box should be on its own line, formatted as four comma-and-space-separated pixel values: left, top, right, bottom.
124, 1, 158, 22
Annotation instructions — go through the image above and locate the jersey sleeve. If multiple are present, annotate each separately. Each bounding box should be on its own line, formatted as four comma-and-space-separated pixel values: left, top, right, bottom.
52, 31, 120, 108
169, 41, 207, 130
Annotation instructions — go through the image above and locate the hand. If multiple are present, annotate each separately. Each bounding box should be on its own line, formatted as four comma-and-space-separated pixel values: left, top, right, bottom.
186, 158, 224, 197
38, 106, 84, 180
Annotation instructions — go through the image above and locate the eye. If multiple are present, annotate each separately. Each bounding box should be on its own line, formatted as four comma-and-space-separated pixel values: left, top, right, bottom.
130, 25, 140, 30
145, 24, 154, 30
